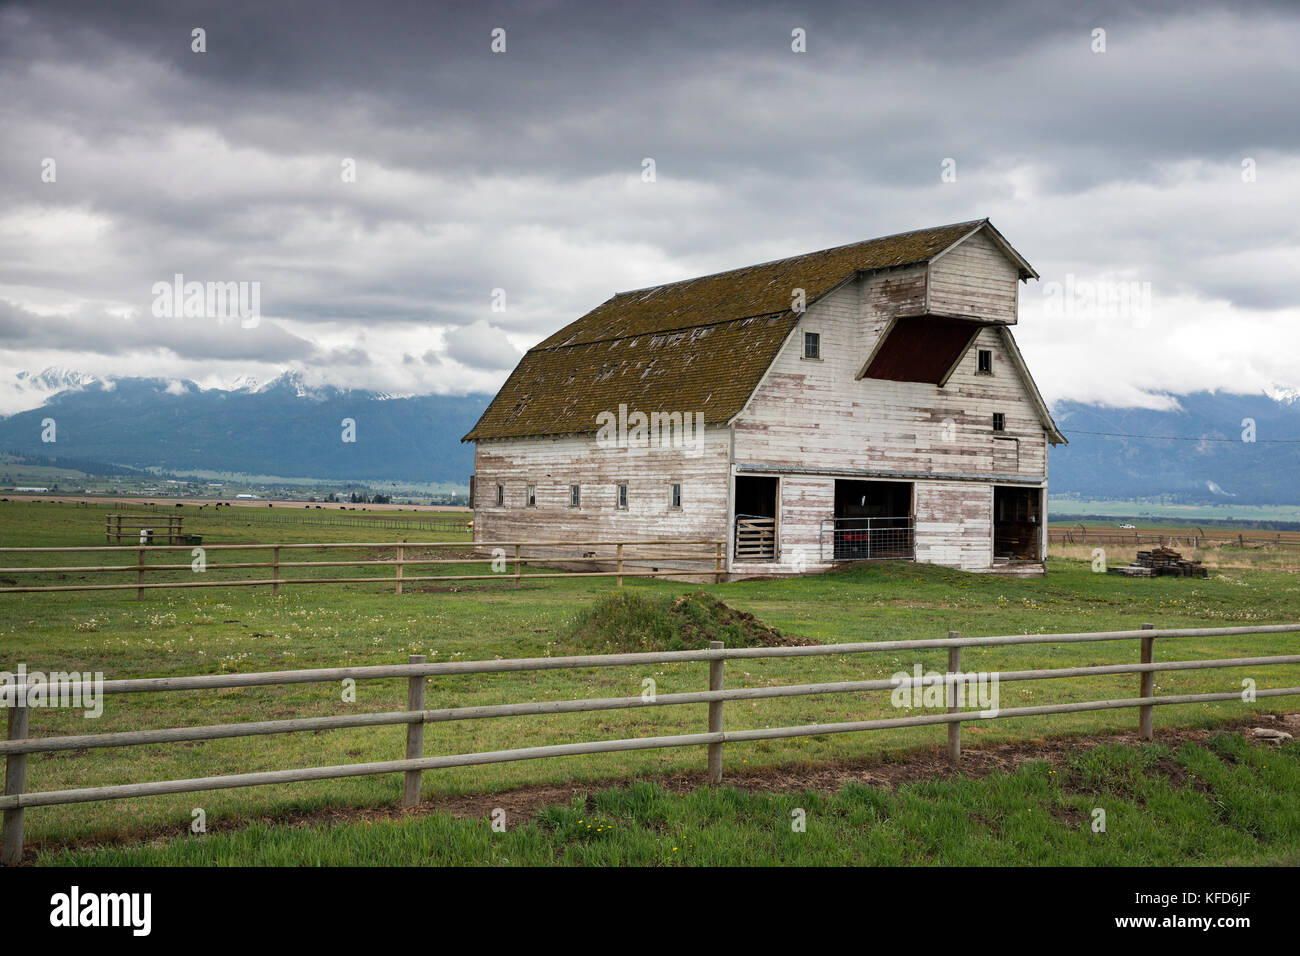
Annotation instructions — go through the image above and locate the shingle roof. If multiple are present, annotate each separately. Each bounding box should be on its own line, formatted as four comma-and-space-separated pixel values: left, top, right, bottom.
464, 219, 993, 441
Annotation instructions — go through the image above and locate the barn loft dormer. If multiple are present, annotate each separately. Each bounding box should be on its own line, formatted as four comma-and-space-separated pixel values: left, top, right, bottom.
853, 221, 1038, 387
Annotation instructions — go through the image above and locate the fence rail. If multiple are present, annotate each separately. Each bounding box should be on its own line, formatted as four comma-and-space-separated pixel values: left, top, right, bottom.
734, 515, 776, 561
190, 508, 473, 534
3, 621, 1298, 862
1048, 525, 1300, 550
0, 539, 727, 598
105, 513, 186, 545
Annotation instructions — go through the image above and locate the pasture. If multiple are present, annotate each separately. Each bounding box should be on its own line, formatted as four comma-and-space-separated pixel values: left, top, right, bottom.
2, 499, 1299, 865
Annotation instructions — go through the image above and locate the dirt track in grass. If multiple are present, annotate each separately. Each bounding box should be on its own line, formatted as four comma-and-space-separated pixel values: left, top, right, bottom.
20, 713, 1298, 863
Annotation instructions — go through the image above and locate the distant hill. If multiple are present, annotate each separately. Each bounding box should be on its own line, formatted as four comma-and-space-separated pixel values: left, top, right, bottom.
2, 371, 1298, 504
0, 372, 491, 483
1049, 391, 1300, 505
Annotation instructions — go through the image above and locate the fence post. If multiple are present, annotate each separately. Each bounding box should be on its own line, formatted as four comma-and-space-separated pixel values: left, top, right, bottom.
514, 544, 521, 587
947, 632, 961, 762
271, 546, 281, 597
402, 654, 426, 808
136, 547, 146, 601
616, 543, 624, 587
707, 640, 725, 784
714, 541, 723, 583
1139, 623, 1155, 740
395, 545, 404, 595
1, 702, 29, 865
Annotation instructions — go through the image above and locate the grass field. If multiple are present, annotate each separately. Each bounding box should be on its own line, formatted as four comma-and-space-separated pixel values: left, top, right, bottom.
40, 735, 1300, 866
3, 499, 1299, 865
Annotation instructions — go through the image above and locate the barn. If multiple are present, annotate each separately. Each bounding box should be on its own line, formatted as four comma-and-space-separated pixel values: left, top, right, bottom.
463, 219, 1066, 577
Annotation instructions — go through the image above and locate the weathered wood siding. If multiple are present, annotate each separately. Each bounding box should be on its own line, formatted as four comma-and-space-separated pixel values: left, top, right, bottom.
731, 232, 1048, 573
913, 480, 994, 570
773, 475, 834, 569
927, 228, 1020, 323
734, 283, 1047, 479
472, 426, 731, 546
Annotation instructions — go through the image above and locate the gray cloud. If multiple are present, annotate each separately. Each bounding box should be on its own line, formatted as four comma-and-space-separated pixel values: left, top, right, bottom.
0, 0, 1297, 408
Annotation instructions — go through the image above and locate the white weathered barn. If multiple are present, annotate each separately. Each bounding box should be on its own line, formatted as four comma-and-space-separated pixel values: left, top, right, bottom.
463, 219, 1065, 577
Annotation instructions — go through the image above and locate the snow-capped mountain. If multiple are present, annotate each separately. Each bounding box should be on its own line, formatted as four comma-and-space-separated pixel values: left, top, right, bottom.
0, 370, 490, 483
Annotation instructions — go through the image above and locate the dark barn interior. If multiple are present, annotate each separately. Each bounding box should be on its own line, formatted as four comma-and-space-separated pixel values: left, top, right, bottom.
993, 486, 1042, 560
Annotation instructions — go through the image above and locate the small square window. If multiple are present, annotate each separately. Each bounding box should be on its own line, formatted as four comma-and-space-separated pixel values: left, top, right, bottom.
570, 484, 581, 508
670, 483, 682, 509
495, 484, 504, 506
617, 483, 628, 509
803, 331, 820, 360
526, 484, 536, 507
977, 349, 992, 374
992, 413, 1006, 432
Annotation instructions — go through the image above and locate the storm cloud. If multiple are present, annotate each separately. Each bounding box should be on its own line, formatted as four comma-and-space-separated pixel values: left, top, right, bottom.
1, 0, 1297, 412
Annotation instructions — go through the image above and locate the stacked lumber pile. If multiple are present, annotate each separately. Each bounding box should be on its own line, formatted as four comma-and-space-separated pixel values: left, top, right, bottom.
1108, 546, 1208, 578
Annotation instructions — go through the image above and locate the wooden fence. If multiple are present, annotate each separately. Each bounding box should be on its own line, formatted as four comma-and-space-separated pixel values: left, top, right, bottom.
188, 507, 473, 534
0, 540, 727, 598
105, 513, 186, 544
3, 621, 1298, 862
1048, 525, 1300, 549
733, 516, 776, 561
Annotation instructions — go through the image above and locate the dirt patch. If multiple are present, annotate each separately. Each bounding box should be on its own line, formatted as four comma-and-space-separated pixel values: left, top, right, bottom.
19, 715, 1292, 863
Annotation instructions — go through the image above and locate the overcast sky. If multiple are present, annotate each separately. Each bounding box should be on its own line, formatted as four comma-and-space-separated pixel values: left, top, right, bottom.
1, 0, 1297, 414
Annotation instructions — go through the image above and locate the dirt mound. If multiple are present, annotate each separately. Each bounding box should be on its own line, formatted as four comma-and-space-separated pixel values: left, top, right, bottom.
570, 589, 817, 652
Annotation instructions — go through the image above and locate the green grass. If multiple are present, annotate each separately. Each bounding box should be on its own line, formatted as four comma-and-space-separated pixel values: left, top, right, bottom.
569, 589, 797, 652
38, 735, 1300, 866
3, 499, 1300, 860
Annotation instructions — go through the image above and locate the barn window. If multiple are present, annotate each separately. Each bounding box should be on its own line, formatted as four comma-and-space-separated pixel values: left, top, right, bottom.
803, 331, 821, 359
670, 483, 682, 509
992, 413, 1006, 432
495, 484, 504, 506
977, 349, 992, 374
617, 483, 628, 509
526, 484, 536, 507
569, 484, 581, 508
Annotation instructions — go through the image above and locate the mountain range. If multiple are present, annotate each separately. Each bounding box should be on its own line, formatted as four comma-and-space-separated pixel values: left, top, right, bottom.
1, 370, 1298, 503
1049, 392, 1300, 505
0, 371, 489, 484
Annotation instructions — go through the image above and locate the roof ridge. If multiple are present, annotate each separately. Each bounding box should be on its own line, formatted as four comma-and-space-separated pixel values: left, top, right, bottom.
612, 218, 989, 297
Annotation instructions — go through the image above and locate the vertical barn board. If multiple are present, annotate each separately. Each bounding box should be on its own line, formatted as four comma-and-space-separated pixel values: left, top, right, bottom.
913, 480, 994, 571
927, 228, 1020, 323
771, 475, 834, 568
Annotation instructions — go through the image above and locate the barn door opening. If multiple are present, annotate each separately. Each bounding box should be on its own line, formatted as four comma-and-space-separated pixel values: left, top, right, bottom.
824, 480, 914, 561
993, 486, 1043, 561
734, 476, 777, 561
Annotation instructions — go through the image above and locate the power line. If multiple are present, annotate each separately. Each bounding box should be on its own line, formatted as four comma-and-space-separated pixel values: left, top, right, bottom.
1066, 429, 1300, 444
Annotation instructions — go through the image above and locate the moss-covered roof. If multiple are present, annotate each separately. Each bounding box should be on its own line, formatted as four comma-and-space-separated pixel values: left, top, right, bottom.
464, 219, 991, 441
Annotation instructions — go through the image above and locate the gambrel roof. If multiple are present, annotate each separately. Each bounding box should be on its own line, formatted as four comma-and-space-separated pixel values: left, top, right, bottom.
464, 219, 1061, 442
